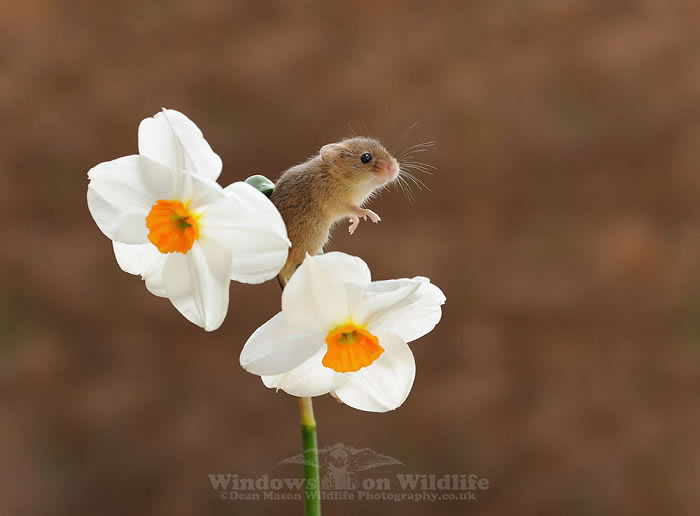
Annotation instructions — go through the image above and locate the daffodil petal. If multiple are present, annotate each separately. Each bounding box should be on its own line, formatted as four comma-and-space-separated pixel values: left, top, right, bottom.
138, 109, 222, 181
144, 274, 168, 298
112, 242, 168, 297
240, 312, 325, 375
87, 155, 176, 244
333, 332, 415, 412
350, 277, 446, 343
112, 241, 164, 276
261, 347, 343, 397
222, 182, 289, 238
187, 174, 225, 210
282, 252, 371, 332
201, 182, 290, 284
345, 278, 420, 323
160, 237, 233, 331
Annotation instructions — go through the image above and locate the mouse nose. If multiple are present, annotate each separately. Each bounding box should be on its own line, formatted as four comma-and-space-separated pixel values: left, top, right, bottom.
382, 159, 399, 182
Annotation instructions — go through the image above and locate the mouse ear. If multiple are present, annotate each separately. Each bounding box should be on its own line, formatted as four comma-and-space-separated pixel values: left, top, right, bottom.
320, 143, 345, 163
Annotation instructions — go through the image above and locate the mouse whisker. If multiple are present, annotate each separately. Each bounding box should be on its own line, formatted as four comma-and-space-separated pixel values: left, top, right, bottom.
394, 171, 412, 197
401, 167, 434, 177
396, 174, 415, 199
395, 174, 415, 202
400, 161, 436, 175
402, 166, 434, 176
399, 149, 434, 163
389, 122, 419, 155
398, 141, 435, 161
400, 149, 435, 159
400, 156, 436, 166
401, 140, 435, 153
400, 160, 436, 172
360, 121, 371, 137
400, 170, 431, 192
401, 173, 415, 197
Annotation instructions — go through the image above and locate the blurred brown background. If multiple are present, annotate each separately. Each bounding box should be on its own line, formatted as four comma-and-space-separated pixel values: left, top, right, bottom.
2, 0, 700, 514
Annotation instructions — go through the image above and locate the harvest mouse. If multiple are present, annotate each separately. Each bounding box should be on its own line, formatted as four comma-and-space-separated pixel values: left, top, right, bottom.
270, 137, 400, 283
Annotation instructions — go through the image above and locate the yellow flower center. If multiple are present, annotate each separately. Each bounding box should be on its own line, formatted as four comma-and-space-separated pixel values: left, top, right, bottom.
146, 200, 199, 254
322, 323, 384, 373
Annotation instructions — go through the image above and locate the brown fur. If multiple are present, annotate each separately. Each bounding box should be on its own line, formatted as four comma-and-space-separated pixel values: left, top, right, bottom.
270, 137, 398, 282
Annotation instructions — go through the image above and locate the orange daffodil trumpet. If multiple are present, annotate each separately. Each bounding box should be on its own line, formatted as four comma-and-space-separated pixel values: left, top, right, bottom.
87, 109, 290, 331
240, 252, 446, 412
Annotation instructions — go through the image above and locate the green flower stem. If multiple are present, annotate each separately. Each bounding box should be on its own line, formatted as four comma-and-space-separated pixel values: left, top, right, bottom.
299, 396, 321, 515
278, 259, 322, 514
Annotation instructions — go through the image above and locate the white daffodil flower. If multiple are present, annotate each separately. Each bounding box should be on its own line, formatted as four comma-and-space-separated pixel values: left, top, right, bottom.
240, 252, 446, 412
87, 109, 290, 331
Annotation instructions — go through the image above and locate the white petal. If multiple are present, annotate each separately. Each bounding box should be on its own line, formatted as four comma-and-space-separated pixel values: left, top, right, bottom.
201, 182, 290, 284
345, 278, 420, 323
261, 347, 344, 398
138, 109, 222, 181
160, 237, 233, 331
188, 175, 225, 211
144, 274, 168, 298
281, 252, 371, 332
112, 241, 163, 276
348, 277, 446, 343
221, 182, 289, 238
112, 242, 168, 297
333, 332, 415, 412
240, 312, 325, 375
87, 155, 176, 243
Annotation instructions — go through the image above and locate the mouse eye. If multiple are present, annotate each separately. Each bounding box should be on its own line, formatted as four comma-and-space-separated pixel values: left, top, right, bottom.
360, 152, 372, 164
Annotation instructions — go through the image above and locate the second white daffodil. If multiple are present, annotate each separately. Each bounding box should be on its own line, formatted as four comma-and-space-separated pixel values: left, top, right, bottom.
240, 252, 445, 412
87, 109, 290, 331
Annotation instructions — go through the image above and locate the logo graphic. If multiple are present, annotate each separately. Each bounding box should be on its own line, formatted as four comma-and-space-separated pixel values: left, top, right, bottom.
210, 442, 489, 503
274, 442, 403, 490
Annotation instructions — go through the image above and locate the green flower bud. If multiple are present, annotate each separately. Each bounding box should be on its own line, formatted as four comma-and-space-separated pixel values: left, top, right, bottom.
244, 175, 275, 197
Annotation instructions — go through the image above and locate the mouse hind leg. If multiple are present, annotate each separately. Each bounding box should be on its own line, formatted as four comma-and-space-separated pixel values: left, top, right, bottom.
279, 226, 329, 283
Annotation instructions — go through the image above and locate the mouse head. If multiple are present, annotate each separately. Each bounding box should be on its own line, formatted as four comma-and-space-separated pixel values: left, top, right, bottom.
320, 137, 399, 186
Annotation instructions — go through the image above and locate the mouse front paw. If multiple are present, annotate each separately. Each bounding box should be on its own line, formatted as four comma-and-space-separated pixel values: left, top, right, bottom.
351, 206, 381, 224
360, 208, 381, 223
348, 214, 360, 235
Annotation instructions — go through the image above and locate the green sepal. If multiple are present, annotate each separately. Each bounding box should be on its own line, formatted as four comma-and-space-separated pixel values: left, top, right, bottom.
244, 174, 275, 197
